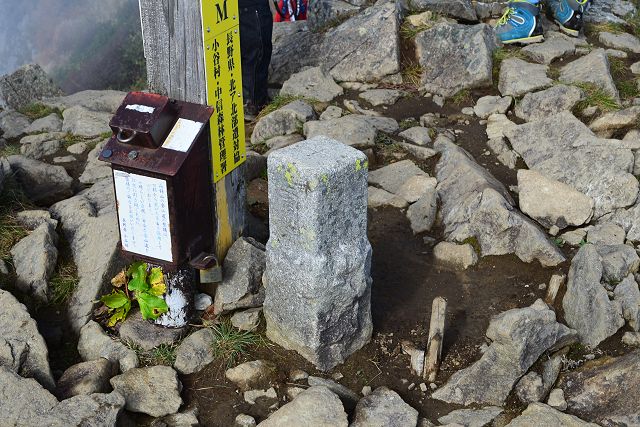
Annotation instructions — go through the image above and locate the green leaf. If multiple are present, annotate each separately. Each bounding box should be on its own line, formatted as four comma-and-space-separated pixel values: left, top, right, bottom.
100, 291, 129, 309
137, 292, 169, 320
127, 262, 149, 292
106, 300, 131, 327
149, 267, 164, 285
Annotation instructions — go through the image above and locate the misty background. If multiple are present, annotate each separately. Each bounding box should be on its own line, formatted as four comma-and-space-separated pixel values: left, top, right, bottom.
0, 0, 146, 94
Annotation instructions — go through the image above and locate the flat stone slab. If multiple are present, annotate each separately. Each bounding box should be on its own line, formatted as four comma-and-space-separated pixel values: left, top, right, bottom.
280, 67, 343, 102
498, 58, 552, 97
559, 49, 619, 102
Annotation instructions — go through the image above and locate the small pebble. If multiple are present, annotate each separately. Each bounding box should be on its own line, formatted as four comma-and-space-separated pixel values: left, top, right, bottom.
429, 383, 437, 390
585, 354, 595, 360
361, 385, 372, 396
408, 382, 416, 391
419, 383, 428, 392
289, 369, 308, 382
194, 293, 213, 311
538, 283, 547, 290
331, 372, 344, 381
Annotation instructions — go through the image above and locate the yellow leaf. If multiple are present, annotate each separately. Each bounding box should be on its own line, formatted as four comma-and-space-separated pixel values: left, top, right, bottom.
111, 271, 127, 288
149, 267, 164, 285
149, 282, 167, 296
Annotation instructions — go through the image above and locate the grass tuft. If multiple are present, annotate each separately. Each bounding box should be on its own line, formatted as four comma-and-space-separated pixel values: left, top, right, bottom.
492, 48, 526, 83
16, 103, 62, 120
257, 95, 320, 120
0, 178, 33, 261
61, 133, 87, 147
451, 89, 471, 105
573, 82, 620, 113
210, 321, 262, 367
125, 341, 179, 367
49, 260, 78, 305
401, 62, 423, 88
399, 118, 419, 130
0, 142, 21, 157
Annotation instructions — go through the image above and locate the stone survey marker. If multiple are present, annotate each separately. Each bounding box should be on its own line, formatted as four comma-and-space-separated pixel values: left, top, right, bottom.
264, 136, 373, 371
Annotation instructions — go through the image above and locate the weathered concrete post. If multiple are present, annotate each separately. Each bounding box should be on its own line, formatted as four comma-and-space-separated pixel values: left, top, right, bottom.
264, 136, 373, 371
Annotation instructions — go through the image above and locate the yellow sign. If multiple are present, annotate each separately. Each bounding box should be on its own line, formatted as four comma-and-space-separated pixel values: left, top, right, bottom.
201, 0, 246, 182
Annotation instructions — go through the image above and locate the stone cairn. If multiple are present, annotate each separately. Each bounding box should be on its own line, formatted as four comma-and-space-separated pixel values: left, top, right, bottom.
263, 136, 373, 371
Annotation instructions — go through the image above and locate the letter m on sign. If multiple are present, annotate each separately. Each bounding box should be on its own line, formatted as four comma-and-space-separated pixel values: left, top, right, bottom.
216, 0, 228, 23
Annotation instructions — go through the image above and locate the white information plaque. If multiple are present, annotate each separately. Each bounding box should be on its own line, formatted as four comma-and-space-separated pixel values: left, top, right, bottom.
162, 118, 204, 153
113, 171, 173, 262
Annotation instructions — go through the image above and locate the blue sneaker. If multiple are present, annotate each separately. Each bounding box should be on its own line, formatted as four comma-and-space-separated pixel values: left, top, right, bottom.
495, 1, 544, 44
549, 0, 590, 37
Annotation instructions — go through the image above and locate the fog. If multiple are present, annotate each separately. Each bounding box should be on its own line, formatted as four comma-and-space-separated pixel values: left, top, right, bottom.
0, 0, 145, 93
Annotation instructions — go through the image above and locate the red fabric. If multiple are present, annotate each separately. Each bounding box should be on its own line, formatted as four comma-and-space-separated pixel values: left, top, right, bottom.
274, 0, 307, 22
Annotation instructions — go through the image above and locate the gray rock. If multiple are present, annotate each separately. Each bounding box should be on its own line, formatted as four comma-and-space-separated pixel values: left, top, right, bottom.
559, 350, 640, 426
596, 244, 640, 283
307, 376, 359, 410
0, 64, 63, 110
226, 360, 278, 391
360, 89, 402, 106
78, 321, 139, 373
547, 388, 567, 411
562, 244, 624, 347
404, 0, 477, 21
0, 289, 55, 390
368, 160, 427, 195
505, 402, 598, 427
231, 307, 262, 331
62, 105, 111, 137
433, 242, 478, 270
623, 331, 640, 346
540, 351, 564, 399
269, 22, 315, 86
173, 328, 215, 375
56, 358, 118, 399
407, 187, 438, 234
434, 136, 565, 266
522, 33, 578, 64
15, 209, 56, 230
153, 410, 200, 427
79, 139, 112, 184
473, 95, 513, 119
252, 101, 316, 144
319, 106, 342, 121
614, 274, 640, 331
432, 299, 577, 406
416, 22, 497, 97
235, 413, 257, 427
244, 387, 278, 406
7, 155, 72, 205
19, 132, 65, 160
606, 48, 629, 58
351, 386, 418, 427
504, 112, 638, 218
318, 3, 400, 82
50, 179, 120, 331
258, 386, 348, 426
307, 0, 360, 32
515, 371, 545, 404
43, 89, 126, 114
10, 222, 58, 302
53, 154, 76, 163
486, 113, 517, 140
438, 406, 503, 427
559, 49, 619, 101
264, 137, 372, 371
119, 310, 186, 351
589, 106, 640, 137
517, 169, 594, 230
368, 187, 409, 209
0, 110, 31, 140
0, 156, 9, 194
110, 366, 182, 418
398, 141, 438, 161
303, 115, 378, 149
67, 141, 88, 154
515, 85, 584, 123
599, 31, 640, 53
0, 366, 124, 427
396, 175, 437, 203
280, 67, 343, 103
486, 137, 518, 169
399, 126, 432, 146
632, 61, 640, 75
214, 237, 265, 314
587, 223, 625, 245
498, 58, 552, 97
24, 113, 63, 134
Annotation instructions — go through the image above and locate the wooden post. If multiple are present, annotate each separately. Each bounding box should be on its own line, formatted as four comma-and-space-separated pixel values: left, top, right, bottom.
138, 0, 245, 261
423, 297, 446, 382
545, 274, 565, 306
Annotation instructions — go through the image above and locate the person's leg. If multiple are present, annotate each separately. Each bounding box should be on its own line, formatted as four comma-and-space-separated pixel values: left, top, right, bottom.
549, 0, 590, 36
254, 1, 273, 110
240, 6, 263, 120
495, 0, 544, 44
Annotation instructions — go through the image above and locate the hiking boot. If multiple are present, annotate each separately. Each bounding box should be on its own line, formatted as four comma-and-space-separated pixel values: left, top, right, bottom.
549, 0, 590, 37
244, 103, 259, 122
495, 1, 544, 44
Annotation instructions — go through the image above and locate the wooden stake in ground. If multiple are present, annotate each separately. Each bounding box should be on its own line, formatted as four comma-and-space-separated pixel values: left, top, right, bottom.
423, 297, 447, 382
546, 274, 566, 306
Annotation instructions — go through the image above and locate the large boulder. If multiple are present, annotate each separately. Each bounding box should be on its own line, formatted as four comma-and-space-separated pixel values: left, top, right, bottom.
173, 328, 215, 375
10, 221, 58, 302
77, 321, 138, 373
0, 110, 31, 140
505, 402, 598, 427
558, 351, 640, 426
61, 105, 111, 138
498, 58, 552, 97
307, 0, 361, 32
280, 67, 344, 103
110, 366, 182, 418
351, 387, 418, 427
403, 0, 477, 21
515, 85, 584, 122
559, 49, 619, 102
432, 299, 577, 406
79, 139, 112, 184
416, 22, 497, 97
434, 136, 564, 266
317, 2, 400, 82
258, 386, 348, 426
42, 89, 126, 114
505, 111, 638, 218
0, 289, 55, 390
56, 358, 118, 399
7, 155, 73, 205
562, 244, 624, 347
251, 101, 316, 144
50, 178, 120, 331
303, 115, 378, 149
19, 132, 65, 160
0, 366, 124, 427
0, 64, 63, 110
270, 22, 316, 85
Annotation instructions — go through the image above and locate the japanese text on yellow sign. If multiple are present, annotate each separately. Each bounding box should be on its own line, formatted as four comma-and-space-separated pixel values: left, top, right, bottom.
201, 0, 246, 183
